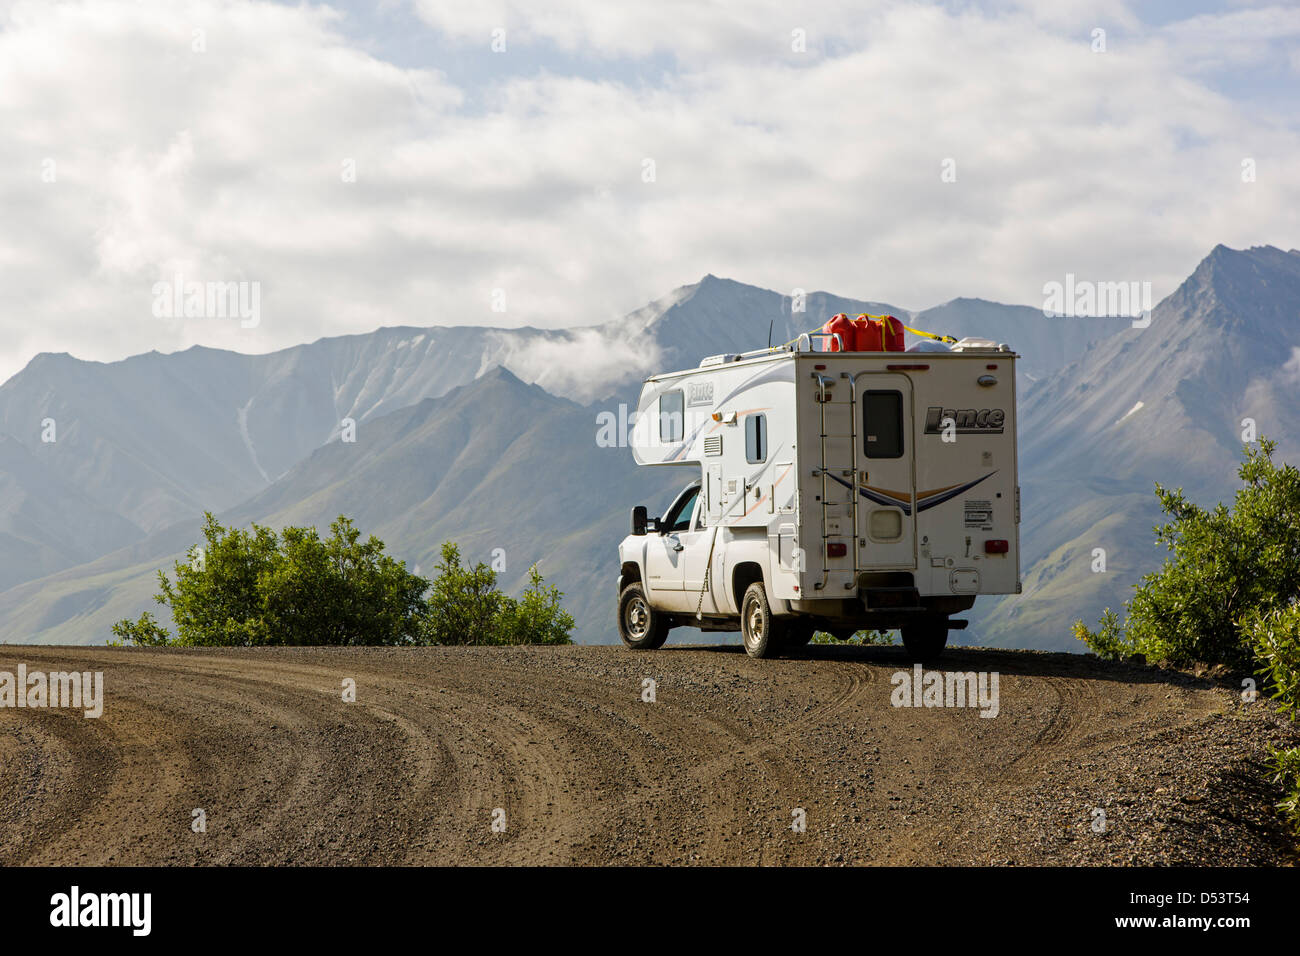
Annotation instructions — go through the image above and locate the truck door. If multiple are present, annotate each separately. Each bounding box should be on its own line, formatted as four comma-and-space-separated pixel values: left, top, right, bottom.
853, 373, 917, 569
679, 503, 714, 604
645, 482, 700, 599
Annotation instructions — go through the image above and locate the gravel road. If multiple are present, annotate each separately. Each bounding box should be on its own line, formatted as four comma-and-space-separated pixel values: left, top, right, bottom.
1, 643, 1296, 866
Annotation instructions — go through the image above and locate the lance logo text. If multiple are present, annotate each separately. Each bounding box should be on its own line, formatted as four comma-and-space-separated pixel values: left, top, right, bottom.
924, 406, 1006, 434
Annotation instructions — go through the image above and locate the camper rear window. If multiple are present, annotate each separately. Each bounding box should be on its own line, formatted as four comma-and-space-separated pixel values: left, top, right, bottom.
863, 391, 904, 458
659, 390, 684, 443
745, 413, 767, 464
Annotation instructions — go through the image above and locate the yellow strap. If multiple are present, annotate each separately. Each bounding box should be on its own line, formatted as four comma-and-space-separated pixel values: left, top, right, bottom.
773, 313, 957, 351
858, 313, 957, 345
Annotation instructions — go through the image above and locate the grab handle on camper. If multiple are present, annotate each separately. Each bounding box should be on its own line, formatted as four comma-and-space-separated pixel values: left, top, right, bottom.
795, 332, 843, 353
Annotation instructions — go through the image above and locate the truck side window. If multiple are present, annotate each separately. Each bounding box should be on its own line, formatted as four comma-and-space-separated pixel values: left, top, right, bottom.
664, 484, 700, 532
863, 390, 904, 458
745, 412, 767, 464
659, 390, 684, 443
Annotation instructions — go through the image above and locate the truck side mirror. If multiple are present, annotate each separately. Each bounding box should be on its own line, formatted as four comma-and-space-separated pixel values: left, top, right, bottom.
631, 506, 648, 536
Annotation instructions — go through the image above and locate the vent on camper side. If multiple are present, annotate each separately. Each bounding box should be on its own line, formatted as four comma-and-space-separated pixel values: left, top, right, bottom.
704, 435, 723, 456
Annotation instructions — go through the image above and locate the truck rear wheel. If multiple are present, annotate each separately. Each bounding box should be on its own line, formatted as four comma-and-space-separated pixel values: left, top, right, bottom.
618, 583, 669, 650
741, 582, 786, 659
901, 619, 948, 661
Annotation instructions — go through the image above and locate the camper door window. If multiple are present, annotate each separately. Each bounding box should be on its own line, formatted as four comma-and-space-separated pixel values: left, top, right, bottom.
745, 413, 767, 464
659, 390, 684, 444
863, 390, 904, 458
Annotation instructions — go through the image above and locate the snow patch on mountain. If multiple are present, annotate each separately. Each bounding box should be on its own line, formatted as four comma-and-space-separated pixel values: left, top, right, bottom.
237, 398, 271, 484
1115, 401, 1144, 425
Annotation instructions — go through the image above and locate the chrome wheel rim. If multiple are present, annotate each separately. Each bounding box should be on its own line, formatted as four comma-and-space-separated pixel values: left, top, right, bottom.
626, 597, 650, 640
745, 598, 764, 647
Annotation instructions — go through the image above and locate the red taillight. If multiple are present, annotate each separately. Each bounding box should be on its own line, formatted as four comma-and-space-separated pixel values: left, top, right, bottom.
885, 364, 929, 371
826, 542, 847, 558
984, 539, 1009, 554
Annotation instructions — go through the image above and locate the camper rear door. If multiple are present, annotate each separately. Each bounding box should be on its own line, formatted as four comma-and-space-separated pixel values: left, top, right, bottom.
857, 373, 917, 569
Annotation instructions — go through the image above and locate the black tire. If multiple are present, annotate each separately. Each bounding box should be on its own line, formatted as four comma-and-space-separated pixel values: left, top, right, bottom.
901, 618, 948, 661
740, 581, 785, 659
618, 583, 669, 650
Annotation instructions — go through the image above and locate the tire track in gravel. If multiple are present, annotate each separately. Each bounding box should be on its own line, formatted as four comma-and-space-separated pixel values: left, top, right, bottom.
0, 644, 1294, 866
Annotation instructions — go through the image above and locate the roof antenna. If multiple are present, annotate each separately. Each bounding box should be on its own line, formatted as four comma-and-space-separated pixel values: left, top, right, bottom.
767, 318, 774, 349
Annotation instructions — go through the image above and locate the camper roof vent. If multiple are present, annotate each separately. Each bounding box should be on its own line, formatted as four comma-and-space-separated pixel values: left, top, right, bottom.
699, 353, 741, 367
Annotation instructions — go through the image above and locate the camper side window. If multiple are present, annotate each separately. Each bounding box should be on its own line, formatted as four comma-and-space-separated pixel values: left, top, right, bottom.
863, 390, 904, 459
745, 413, 767, 464
659, 390, 684, 443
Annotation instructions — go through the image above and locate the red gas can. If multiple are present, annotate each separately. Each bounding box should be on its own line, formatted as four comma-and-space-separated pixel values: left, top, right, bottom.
878, 314, 906, 352
822, 313, 854, 351
852, 315, 882, 351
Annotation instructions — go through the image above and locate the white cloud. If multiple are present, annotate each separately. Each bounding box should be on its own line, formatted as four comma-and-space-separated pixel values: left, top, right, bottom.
0, 0, 1297, 382
411, 0, 873, 60
1282, 346, 1300, 382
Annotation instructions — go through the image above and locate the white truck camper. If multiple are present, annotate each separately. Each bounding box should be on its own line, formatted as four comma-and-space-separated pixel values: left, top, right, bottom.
616, 327, 1021, 660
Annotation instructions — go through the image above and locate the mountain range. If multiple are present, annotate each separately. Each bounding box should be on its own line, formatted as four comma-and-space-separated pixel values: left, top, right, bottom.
0, 245, 1293, 648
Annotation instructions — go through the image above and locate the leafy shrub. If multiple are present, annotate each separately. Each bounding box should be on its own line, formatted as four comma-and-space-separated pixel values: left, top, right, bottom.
1074, 439, 1300, 669
111, 610, 171, 646
1248, 603, 1300, 835
496, 564, 575, 646
113, 514, 426, 646
112, 517, 574, 647
419, 542, 505, 646
1268, 747, 1300, 838
810, 629, 895, 645
421, 545, 574, 646
1072, 441, 1300, 842
1249, 603, 1300, 718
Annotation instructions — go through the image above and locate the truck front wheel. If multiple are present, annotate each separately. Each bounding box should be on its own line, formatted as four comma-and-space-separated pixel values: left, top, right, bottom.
741, 582, 786, 659
901, 618, 948, 661
618, 583, 669, 650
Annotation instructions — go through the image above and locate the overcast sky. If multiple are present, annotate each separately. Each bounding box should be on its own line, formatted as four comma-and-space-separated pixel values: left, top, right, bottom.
1, 0, 1297, 382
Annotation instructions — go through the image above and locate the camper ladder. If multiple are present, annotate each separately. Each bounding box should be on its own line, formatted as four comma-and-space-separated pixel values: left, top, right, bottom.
813, 371, 832, 591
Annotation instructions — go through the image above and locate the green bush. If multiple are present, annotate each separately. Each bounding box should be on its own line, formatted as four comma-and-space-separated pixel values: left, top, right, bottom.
112, 514, 427, 646
111, 610, 171, 646
1268, 747, 1300, 838
421, 544, 574, 646
1072, 440, 1300, 841
810, 629, 895, 645
1074, 439, 1300, 669
1249, 603, 1300, 718
111, 517, 574, 647
1248, 604, 1300, 835
496, 564, 575, 646
418, 542, 505, 646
